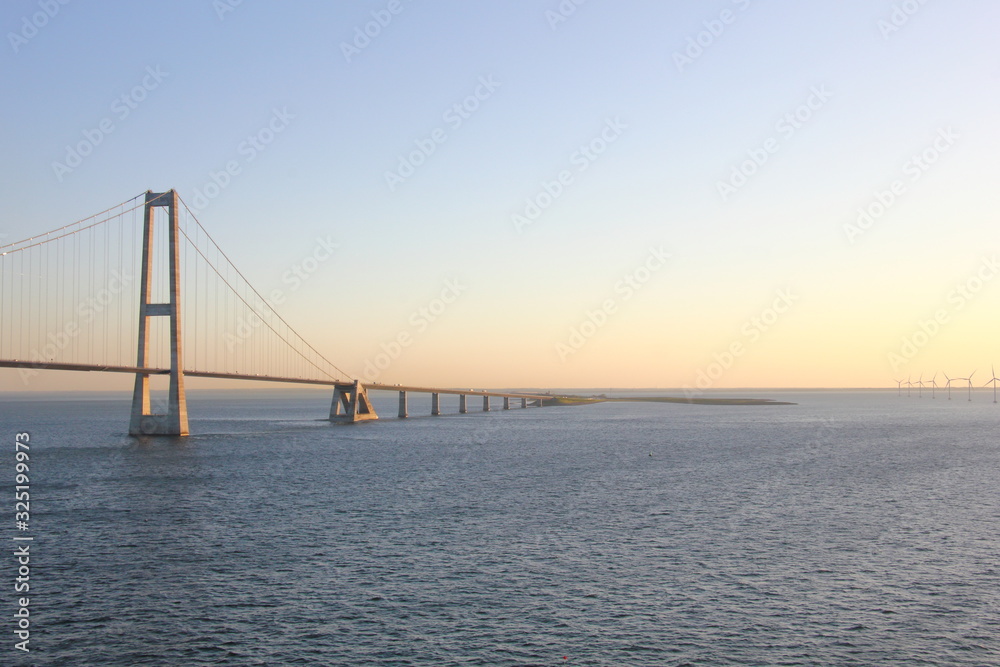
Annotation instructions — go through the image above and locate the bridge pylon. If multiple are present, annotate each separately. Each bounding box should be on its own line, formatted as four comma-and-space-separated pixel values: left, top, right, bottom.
129, 190, 189, 436
330, 380, 379, 423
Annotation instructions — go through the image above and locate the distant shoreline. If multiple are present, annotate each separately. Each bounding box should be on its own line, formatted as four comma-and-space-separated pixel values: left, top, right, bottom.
543, 395, 797, 407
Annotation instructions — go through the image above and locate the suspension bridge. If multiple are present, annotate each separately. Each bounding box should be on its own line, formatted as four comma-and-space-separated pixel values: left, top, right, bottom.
0, 190, 550, 435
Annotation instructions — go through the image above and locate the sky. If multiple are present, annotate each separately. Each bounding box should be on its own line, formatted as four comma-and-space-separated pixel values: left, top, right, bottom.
1, 0, 999, 392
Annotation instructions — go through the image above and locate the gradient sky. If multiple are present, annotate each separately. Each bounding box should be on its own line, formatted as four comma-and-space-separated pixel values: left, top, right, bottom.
1, 0, 999, 392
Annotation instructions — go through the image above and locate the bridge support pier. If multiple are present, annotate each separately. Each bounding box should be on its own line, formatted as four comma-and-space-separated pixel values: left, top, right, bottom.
459, 394, 468, 414
483, 396, 490, 412
398, 391, 408, 419
431, 392, 441, 416
129, 190, 189, 437
521, 397, 527, 409
503, 397, 510, 410
330, 381, 378, 423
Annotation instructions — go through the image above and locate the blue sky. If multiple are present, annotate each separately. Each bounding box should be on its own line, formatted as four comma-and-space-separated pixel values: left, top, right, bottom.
2, 0, 999, 390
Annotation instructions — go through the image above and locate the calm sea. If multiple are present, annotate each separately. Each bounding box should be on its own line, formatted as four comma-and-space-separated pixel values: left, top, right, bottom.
2, 389, 998, 666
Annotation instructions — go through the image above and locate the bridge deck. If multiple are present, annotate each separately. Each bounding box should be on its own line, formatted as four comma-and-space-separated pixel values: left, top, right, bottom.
0, 360, 551, 400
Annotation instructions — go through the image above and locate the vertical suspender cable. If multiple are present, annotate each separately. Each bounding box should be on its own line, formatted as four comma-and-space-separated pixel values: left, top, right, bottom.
117, 205, 123, 366
1, 247, 5, 360
24, 248, 29, 363
103, 211, 108, 364
88, 226, 93, 363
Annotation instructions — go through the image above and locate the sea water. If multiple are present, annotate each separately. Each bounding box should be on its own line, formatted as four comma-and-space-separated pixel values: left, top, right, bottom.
1, 389, 998, 665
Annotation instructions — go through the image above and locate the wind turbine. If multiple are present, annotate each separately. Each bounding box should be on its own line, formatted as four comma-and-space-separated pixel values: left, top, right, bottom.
985, 365, 999, 404
928, 372, 938, 399
917, 373, 924, 398
965, 370, 977, 402
944, 373, 953, 400
906, 375, 912, 398
894, 378, 903, 397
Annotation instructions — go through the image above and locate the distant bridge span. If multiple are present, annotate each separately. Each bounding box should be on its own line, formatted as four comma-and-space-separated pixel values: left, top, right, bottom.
0, 359, 549, 398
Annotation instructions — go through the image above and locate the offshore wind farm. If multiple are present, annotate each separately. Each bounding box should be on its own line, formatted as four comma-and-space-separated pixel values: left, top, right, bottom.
897, 369, 997, 401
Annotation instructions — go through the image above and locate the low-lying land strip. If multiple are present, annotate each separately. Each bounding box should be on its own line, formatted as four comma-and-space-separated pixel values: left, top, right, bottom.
543, 395, 796, 407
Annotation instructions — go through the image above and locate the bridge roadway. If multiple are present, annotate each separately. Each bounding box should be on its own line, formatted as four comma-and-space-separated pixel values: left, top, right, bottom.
0, 360, 551, 401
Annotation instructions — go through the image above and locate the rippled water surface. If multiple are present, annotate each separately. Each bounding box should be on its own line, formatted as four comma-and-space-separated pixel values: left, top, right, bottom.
4, 389, 999, 665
